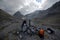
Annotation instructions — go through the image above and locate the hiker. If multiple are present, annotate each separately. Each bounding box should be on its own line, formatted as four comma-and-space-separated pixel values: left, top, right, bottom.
47, 28, 55, 34
38, 28, 45, 40
21, 20, 31, 35
21, 20, 28, 32
30, 26, 37, 35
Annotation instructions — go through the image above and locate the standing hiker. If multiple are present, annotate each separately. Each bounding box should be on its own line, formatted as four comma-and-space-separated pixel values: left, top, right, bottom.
21, 20, 28, 32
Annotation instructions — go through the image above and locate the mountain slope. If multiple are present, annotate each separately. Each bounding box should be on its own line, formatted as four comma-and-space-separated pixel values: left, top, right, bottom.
0, 9, 12, 22
47, 1, 60, 12
0, 9, 14, 30
43, 1, 60, 24
0, 9, 23, 33
25, 10, 47, 19
40, 1, 60, 29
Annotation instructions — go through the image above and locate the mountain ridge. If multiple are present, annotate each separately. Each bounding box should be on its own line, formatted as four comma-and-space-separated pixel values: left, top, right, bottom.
13, 11, 23, 19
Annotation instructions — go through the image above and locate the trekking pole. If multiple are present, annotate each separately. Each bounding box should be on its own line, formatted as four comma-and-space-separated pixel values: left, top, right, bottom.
29, 19, 31, 27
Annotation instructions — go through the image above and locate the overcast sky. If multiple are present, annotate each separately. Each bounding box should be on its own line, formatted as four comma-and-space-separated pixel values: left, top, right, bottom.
0, 0, 60, 15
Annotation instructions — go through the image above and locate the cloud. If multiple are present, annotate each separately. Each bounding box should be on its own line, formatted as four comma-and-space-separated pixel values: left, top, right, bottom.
20, 0, 60, 15
0, 0, 25, 15
0, 0, 60, 15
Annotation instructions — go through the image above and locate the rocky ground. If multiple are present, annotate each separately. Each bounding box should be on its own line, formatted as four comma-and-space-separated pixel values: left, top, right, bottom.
1, 22, 60, 40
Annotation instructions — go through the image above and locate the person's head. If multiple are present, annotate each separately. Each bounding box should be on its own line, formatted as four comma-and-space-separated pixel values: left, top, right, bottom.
24, 20, 26, 24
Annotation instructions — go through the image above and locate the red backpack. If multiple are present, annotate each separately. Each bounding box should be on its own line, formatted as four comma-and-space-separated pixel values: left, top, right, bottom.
39, 29, 44, 36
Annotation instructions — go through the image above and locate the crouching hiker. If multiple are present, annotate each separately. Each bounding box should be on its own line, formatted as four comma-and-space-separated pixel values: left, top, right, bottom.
38, 28, 45, 40
47, 28, 55, 34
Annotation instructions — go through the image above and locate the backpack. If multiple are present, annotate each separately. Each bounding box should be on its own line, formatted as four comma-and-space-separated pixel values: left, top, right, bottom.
38, 29, 44, 36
